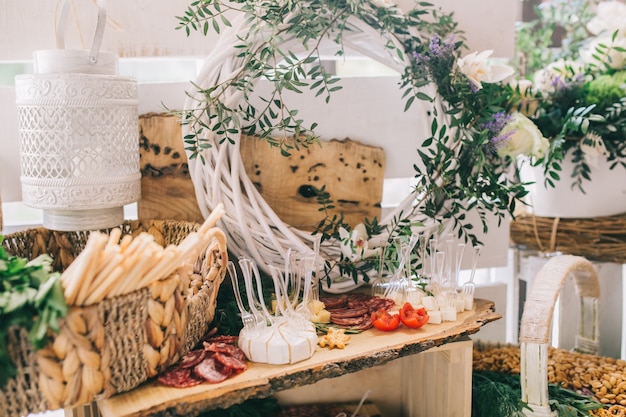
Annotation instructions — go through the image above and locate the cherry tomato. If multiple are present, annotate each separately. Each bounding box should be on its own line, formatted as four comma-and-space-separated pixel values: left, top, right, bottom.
371, 308, 400, 331
399, 302, 429, 329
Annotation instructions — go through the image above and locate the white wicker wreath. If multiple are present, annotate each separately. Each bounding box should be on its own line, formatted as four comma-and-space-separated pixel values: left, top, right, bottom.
183, 12, 449, 293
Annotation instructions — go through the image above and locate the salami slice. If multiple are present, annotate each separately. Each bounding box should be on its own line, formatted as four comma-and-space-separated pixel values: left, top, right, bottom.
352, 315, 373, 330
328, 305, 369, 318
179, 348, 207, 369
215, 351, 247, 371
368, 297, 395, 312
346, 293, 373, 308
319, 295, 347, 309
194, 357, 230, 383
203, 341, 240, 354
158, 366, 204, 388
330, 313, 369, 327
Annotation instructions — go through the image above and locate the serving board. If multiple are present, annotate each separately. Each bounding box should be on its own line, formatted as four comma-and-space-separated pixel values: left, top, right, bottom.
97, 299, 499, 417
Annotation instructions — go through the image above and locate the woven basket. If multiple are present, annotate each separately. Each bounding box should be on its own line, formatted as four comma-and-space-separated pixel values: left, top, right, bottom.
510, 211, 626, 264
184, 12, 447, 293
0, 220, 227, 417
519, 255, 600, 416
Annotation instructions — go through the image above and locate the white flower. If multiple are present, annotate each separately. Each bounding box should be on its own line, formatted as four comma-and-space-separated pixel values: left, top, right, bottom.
533, 59, 585, 94
457, 50, 515, 90
497, 112, 549, 159
338, 223, 381, 262
581, 133, 609, 168
587, 0, 626, 37
580, 36, 626, 70
370, 0, 394, 8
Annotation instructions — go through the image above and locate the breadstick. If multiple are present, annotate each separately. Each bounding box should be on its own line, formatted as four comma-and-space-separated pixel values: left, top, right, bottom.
107, 228, 122, 247
119, 234, 133, 252
175, 233, 202, 264
135, 251, 165, 289
75, 233, 108, 305
122, 233, 154, 259
112, 251, 156, 296
84, 253, 124, 305
87, 265, 127, 304
198, 203, 225, 234
140, 247, 181, 287
62, 232, 106, 305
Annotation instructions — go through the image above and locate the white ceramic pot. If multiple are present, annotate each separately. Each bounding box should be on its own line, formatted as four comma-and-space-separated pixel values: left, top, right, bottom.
519, 154, 626, 218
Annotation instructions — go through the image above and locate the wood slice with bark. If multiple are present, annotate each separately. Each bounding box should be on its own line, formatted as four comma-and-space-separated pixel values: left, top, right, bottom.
240, 135, 385, 231
138, 113, 204, 223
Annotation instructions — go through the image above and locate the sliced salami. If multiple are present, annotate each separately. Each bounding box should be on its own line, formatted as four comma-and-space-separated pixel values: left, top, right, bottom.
328, 305, 369, 318
215, 351, 247, 371
351, 315, 373, 330
158, 366, 204, 388
203, 341, 240, 354
194, 357, 230, 383
319, 295, 347, 309
330, 313, 369, 327
178, 348, 207, 369
229, 346, 247, 363
368, 297, 395, 312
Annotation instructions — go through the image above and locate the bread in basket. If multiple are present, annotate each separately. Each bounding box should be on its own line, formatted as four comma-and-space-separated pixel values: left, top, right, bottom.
0, 205, 227, 417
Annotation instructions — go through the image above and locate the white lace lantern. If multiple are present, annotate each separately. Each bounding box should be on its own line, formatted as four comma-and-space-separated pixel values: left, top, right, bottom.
14, 0, 140, 231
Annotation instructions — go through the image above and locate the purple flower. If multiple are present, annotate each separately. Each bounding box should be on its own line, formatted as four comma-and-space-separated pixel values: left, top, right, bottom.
489, 129, 517, 152
428, 34, 456, 58
480, 112, 514, 152
481, 112, 511, 136
412, 51, 430, 65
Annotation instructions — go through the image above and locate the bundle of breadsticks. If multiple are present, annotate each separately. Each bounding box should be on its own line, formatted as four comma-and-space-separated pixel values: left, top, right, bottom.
61, 204, 226, 306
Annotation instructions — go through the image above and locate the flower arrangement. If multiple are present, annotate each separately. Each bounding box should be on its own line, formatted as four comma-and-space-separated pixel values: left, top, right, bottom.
513, 0, 626, 192
175, 0, 535, 285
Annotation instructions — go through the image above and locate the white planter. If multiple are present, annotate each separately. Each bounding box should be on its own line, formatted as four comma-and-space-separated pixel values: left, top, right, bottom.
519, 155, 626, 218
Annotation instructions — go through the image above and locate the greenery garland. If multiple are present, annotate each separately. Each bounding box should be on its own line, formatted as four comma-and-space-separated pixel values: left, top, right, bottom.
175, 0, 531, 284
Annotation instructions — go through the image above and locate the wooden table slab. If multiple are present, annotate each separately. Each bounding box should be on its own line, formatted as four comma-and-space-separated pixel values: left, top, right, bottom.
97, 299, 499, 417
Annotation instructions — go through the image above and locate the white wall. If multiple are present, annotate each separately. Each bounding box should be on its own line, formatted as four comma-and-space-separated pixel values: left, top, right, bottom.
0, 0, 517, 60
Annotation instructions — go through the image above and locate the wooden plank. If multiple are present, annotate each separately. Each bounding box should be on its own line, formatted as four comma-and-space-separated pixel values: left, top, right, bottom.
240, 135, 385, 231
97, 300, 500, 417
137, 113, 204, 223
137, 114, 385, 231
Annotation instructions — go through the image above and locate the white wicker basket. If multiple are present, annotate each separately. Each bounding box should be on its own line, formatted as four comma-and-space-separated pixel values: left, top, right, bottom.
519, 254, 600, 416
184, 12, 448, 292
14, 0, 140, 231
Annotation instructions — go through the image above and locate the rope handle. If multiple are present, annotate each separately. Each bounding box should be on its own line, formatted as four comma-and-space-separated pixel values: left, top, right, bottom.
55, 0, 107, 64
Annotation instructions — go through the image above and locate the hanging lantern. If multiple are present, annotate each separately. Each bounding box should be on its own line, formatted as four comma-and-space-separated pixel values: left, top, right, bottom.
14, 0, 140, 231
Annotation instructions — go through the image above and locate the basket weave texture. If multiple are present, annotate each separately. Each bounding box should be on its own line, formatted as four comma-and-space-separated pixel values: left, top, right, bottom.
519, 255, 600, 417
510, 212, 626, 264
0, 220, 227, 417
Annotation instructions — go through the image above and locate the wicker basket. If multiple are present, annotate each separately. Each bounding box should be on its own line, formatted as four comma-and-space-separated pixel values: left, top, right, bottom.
519, 255, 600, 416
510, 211, 626, 264
0, 220, 227, 417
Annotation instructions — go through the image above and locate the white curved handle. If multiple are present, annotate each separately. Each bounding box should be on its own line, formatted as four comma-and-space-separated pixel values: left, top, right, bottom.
56, 0, 107, 63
